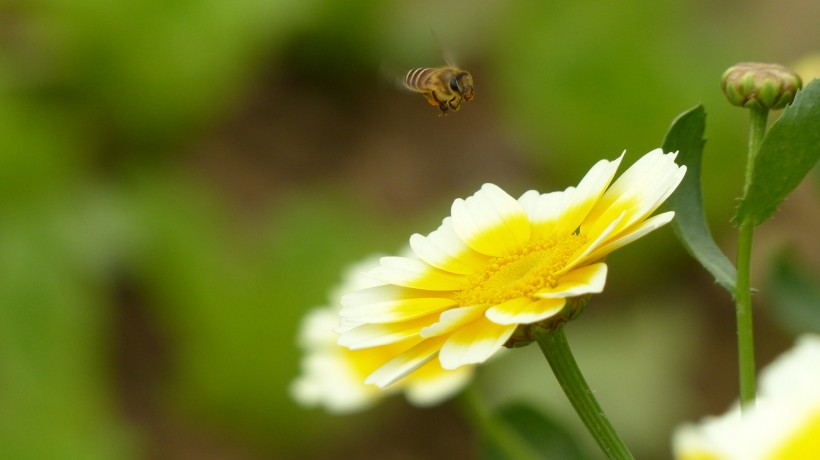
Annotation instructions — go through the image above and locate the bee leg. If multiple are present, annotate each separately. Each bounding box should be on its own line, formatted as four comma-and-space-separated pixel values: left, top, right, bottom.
448, 98, 461, 112
427, 91, 448, 115
426, 91, 443, 107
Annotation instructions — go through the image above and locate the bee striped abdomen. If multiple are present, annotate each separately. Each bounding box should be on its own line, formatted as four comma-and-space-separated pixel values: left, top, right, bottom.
404, 68, 436, 91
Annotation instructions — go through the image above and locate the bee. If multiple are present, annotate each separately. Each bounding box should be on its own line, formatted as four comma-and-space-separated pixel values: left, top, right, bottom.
403, 66, 474, 115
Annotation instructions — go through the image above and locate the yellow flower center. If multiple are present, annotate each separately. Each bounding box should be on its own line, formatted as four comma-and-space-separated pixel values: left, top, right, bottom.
457, 233, 586, 307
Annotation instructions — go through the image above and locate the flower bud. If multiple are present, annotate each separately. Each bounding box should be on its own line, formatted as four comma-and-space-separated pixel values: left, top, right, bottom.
721, 62, 803, 110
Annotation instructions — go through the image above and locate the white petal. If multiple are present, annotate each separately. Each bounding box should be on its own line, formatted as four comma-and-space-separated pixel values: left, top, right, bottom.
332, 256, 386, 295
536, 263, 608, 298
451, 184, 531, 257
438, 317, 517, 369
297, 307, 342, 348
606, 149, 677, 200
409, 217, 488, 275
291, 350, 384, 414
555, 153, 624, 234
585, 149, 685, 235
368, 256, 466, 290
404, 362, 474, 407
518, 189, 574, 236
336, 317, 362, 335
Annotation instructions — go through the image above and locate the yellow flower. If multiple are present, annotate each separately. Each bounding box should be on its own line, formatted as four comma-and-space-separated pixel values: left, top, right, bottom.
338, 149, 686, 388
291, 258, 474, 413
673, 335, 820, 460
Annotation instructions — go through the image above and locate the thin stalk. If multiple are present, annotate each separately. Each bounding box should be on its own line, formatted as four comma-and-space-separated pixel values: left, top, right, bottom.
736, 106, 768, 409
743, 107, 769, 196
459, 386, 543, 460
735, 219, 756, 408
534, 324, 634, 460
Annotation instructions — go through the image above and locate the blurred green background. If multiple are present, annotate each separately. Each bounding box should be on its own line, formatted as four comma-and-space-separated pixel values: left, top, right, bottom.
1, 0, 817, 459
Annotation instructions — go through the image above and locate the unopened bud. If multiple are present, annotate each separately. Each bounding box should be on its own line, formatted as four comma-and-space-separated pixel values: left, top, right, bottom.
721, 62, 802, 110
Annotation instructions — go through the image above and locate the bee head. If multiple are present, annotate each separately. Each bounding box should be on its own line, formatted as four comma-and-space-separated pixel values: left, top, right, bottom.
450, 72, 474, 101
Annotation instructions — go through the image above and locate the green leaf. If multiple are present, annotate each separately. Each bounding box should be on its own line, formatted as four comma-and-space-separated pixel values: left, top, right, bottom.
483, 403, 591, 460
765, 249, 820, 335
661, 105, 737, 295
736, 79, 820, 226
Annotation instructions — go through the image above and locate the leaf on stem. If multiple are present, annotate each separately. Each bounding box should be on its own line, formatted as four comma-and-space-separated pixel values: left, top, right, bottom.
661, 105, 737, 295
735, 79, 820, 226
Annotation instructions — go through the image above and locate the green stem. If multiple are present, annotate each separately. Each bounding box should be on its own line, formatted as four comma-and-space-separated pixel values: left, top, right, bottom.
736, 106, 768, 409
459, 386, 543, 460
743, 107, 768, 196
534, 324, 634, 460
735, 220, 756, 409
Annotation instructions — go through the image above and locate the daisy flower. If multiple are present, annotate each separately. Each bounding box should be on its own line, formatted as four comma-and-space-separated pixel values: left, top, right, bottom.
673, 334, 820, 460
338, 148, 686, 388
291, 258, 474, 413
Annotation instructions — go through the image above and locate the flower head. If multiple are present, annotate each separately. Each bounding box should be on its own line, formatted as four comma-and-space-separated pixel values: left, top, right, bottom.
721, 62, 802, 110
291, 258, 474, 413
338, 149, 686, 388
673, 334, 820, 460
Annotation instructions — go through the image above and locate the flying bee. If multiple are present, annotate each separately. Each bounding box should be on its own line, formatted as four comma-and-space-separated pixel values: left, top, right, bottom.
403, 66, 474, 115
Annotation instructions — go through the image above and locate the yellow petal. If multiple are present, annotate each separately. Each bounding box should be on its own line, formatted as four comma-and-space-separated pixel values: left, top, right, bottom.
584, 212, 675, 262
341, 285, 457, 323
485, 297, 566, 325
583, 149, 685, 239
518, 189, 573, 237
420, 305, 484, 338
451, 184, 531, 257
338, 312, 440, 349
365, 336, 447, 388
537, 263, 608, 298
439, 317, 517, 369
554, 153, 624, 235
368, 256, 466, 291
409, 217, 489, 275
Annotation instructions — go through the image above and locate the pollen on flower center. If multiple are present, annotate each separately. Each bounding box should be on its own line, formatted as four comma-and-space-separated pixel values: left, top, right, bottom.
457, 233, 587, 307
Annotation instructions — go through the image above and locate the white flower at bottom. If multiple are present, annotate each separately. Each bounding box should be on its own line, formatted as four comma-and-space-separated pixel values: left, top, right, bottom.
290, 258, 474, 414
673, 334, 820, 460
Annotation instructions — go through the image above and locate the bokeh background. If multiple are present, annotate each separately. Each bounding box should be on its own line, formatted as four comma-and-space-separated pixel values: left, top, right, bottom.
1, 0, 818, 458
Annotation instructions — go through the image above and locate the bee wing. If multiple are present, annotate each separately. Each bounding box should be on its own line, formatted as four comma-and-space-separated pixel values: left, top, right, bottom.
379, 61, 411, 91
431, 29, 459, 67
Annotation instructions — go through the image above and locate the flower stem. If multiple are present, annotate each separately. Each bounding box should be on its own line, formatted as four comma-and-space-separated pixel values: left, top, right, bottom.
459, 386, 543, 460
534, 324, 634, 460
736, 219, 756, 409
735, 106, 768, 409
743, 107, 768, 196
